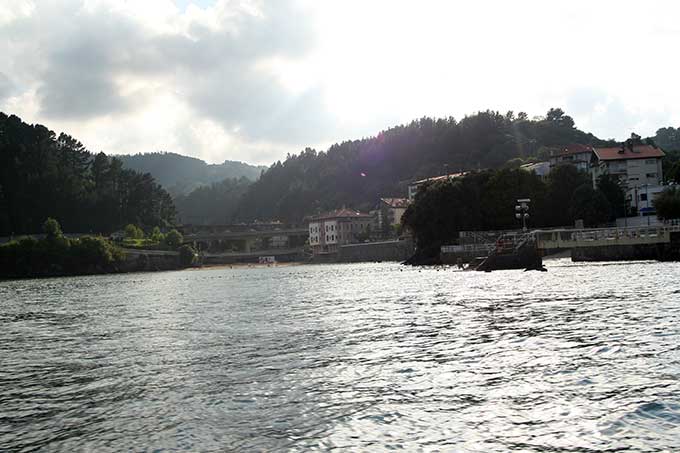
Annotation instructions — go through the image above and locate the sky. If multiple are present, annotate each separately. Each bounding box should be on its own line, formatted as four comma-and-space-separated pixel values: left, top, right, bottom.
1, 0, 679, 165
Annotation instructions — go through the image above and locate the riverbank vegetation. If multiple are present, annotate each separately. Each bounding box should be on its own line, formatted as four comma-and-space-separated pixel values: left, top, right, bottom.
402, 166, 625, 260
119, 224, 184, 250
0, 219, 126, 278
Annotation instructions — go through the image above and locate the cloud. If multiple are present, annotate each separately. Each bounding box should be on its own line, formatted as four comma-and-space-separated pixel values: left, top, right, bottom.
0, 0, 332, 162
2, 0, 680, 164
0, 72, 13, 101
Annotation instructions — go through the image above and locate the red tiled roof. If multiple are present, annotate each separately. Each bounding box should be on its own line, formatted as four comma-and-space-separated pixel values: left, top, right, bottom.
554, 144, 594, 157
310, 208, 372, 221
380, 198, 410, 208
593, 144, 665, 161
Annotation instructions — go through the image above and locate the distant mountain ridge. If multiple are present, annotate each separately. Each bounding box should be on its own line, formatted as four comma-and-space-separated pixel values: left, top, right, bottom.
118, 152, 266, 196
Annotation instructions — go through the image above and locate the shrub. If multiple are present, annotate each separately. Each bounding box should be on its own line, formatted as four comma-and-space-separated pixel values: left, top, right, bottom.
125, 224, 144, 239
151, 226, 165, 243
178, 244, 197, 267
0, 220, 125, 277
165, 229, 183, 248
43, 218, 63, 240
70, 236, 115, 267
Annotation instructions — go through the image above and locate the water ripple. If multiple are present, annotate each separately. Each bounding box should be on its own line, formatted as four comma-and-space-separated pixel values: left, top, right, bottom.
1, 259, 680, 451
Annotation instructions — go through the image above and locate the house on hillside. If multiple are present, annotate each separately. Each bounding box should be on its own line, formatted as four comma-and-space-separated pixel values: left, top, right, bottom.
375, 198, 410, 237
308, 208, 373, 255
592, 144, 665, 215
592, 144, 664, 190
408, 172, 466, 201
549, 144, 595, 173
519, 161, 551, 179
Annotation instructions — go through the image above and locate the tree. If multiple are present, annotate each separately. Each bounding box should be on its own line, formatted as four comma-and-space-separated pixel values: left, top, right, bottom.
570, 185, 611, 227
43, 218, 63, 240
125, 224, 143, 240
545, 107, 575, 129
151, 226, 165, 243
654, 187, 680, 220
597, 173, 626, 219
165, 229, 183, 248
654, 127, 680, 152
233, 108, 606, 223
545, 165, 591, 226
0, 113, 176, 236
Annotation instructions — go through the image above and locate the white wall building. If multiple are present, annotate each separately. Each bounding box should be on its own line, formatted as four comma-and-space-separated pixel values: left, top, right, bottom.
592, 144, 664, 191
408, 172, 466, 201
519, 161, 551, 179
308, 208, 373, 255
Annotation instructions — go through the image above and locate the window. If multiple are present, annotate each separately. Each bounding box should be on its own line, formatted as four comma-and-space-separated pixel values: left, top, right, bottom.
640, 194, 648, 201
646, 173, 657, 178
646, 159, 656, 164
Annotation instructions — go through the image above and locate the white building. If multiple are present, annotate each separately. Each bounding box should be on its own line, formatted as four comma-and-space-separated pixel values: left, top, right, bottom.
377, 198, 410, 229
626, 184, 666, 215
308, 208, 373, 255
408, 172, 466, 201
519, 161, 551, 179
592, 144, 665, 191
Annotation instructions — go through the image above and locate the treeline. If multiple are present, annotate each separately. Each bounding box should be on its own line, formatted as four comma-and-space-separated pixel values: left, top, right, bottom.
402, 165, 625, 256
234, 109, 611, 223
174, 177, 251, 224
0, 113, 176, 236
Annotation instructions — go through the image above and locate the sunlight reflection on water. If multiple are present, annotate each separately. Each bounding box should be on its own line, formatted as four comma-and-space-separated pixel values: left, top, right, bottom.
1, 259, 680, 451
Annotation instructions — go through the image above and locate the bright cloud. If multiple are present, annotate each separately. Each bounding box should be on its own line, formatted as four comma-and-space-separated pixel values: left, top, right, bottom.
1, 0, 679, 164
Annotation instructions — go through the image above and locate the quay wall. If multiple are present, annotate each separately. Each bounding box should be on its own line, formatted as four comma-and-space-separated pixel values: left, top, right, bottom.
571, 243, 670, 262
121, 249, 182, 272
337, 239, 414, 263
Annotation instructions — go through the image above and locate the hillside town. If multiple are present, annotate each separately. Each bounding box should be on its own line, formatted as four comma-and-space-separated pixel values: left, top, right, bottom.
302, 138, 669, 262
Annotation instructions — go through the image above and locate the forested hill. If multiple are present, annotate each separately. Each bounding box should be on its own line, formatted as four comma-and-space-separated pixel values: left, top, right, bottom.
234, 109, 613, 223
118, 152, 266, 196
0, 113, 176, 236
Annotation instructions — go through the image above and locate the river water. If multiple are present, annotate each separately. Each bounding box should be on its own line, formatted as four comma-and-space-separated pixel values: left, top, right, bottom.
1, 260, 680, 452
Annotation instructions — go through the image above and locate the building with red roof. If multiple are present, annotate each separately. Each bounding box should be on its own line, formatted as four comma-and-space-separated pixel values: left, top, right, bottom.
374, 198, 410, 237
549, 144, 595, 173
308, 208, 373, 255
592, 144, 664, 190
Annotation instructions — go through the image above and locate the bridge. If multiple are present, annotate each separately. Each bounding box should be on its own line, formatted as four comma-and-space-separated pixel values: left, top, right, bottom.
179, 224, 308, 254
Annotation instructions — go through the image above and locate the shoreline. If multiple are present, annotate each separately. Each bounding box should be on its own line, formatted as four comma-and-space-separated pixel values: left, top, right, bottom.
189, 262, 307, 271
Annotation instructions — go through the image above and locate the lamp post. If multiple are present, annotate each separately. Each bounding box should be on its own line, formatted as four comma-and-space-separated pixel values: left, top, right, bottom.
515, 198, 530, 232
644, 183, 650, 226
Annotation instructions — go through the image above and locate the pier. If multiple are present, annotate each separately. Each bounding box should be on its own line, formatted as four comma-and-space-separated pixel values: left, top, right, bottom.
442, 224, 680, 267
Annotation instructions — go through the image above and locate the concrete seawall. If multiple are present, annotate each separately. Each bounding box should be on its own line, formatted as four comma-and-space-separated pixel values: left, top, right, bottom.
337, 239, 414, 263
571, 243, 669, 262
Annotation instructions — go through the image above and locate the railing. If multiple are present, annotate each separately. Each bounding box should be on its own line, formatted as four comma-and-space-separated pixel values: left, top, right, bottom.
446, 224, 680, 256
442, 231, 536, 256
441, 243, 495, 254
535, 224, 680, 248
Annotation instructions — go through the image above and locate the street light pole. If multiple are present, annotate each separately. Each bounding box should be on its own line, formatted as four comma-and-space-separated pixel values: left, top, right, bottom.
645, 184, 650, 226
515, 198, 530, 232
